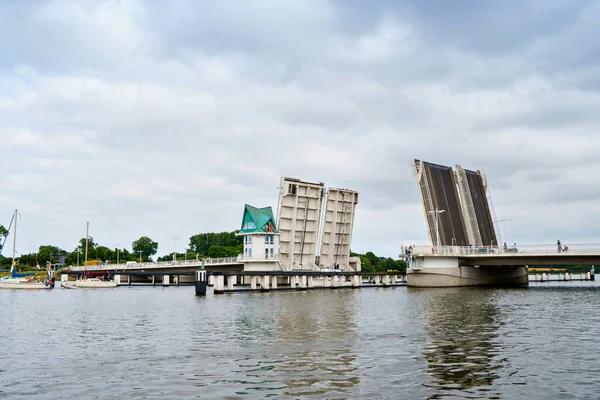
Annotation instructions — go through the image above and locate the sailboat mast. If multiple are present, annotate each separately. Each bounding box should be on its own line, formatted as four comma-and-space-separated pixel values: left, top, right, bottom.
85, 222, 89, 265
10, 209, 17, 272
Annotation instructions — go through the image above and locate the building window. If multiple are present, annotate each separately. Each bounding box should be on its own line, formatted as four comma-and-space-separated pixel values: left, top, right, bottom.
248, 248, 252, 257
270, 248, 274, 256
265, 248, 269, 258
247, 236, 252, 245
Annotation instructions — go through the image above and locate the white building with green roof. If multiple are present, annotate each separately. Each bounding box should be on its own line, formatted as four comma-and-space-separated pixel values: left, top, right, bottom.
237, 204, 283, 271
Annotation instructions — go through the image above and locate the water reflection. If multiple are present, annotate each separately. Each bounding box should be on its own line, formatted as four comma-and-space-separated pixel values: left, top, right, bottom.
229, 291, 360, 397
422, 288, 504, 398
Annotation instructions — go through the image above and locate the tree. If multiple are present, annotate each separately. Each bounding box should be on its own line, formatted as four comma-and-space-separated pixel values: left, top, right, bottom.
0, 224, 7, 254
189, 231, 242, 255
132, 236, 158, 262
38, 245, 65, 266
75, 237, 98, 261
95, 246, 114, 263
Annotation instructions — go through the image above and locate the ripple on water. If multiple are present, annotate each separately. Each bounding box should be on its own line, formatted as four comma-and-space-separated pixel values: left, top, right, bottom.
2, 283, 600, 398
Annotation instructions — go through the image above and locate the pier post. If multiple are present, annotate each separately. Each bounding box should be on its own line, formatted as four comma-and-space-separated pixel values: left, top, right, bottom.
330, 275, 337, 289
195, 271, 208, 296
250, 276, 257, 290
228, 275, 236, 290
162, 275, 169, 286
214, 275, 225, 294
300, 276, 307, 289
307, 276, 314, 288
290, 276, 297, 288
271, 276, 278, 289
382, 275, 390, 287
261, 275, 270, 292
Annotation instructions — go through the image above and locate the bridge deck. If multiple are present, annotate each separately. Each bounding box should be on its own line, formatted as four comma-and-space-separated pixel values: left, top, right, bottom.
410, 244, 600, 266
69, 257, 243, 272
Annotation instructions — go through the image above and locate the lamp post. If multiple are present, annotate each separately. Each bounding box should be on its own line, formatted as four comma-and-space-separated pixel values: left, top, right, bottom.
138, 250, 143, 263
428, 209, 446, 248
173, 236, 180, 263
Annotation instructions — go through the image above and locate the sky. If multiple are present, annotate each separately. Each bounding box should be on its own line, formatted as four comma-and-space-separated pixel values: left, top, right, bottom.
2, 0, 600, 259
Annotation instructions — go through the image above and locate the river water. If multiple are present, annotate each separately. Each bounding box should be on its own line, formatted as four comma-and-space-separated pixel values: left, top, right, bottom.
1, 281, 599, 399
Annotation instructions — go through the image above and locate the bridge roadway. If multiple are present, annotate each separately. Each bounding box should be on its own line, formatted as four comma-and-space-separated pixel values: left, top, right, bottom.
410, 244, 600, 266
69, 257, 244, 273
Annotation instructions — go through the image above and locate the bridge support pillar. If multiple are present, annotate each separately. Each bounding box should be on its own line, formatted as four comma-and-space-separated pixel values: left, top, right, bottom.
162, 275, 169, 286
228, 275, 236, 290
407, 256, 529, 287
330, 275, 338, 289
299, 276, 307, 289
250, 276, 257, 290
214, 275, 224, 294
261, 275, 270, 291
307, 276, 314, 288
271, 276, 278, 289
114, 275, 121, 285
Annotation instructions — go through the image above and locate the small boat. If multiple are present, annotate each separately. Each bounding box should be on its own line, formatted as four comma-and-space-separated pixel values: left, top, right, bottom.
60, 222, 116, 289
0, 209, 53, 290
62, 277, 117, 289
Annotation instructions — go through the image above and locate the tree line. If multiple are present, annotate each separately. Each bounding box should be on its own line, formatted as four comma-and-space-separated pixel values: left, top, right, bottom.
0, 230, 245, 270
351, 251, 407, 274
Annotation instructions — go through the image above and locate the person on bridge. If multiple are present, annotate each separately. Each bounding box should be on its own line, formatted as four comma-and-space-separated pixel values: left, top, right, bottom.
557, 240, 562, 253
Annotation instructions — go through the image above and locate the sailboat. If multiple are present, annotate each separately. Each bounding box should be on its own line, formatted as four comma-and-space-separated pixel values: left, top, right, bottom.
0, 209, 53, 290
61, 222, 117, 289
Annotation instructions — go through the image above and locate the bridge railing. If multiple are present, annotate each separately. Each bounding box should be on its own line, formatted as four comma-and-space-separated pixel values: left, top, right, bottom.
408, 244, 600, 257
69, 256, 241, 272
236, 254, 281, 262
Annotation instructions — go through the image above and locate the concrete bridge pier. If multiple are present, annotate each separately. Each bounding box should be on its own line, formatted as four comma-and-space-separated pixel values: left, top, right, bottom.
407, 256, 528, 287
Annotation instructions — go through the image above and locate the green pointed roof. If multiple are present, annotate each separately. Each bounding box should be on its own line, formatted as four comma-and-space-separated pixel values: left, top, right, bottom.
239, 204, 277, 234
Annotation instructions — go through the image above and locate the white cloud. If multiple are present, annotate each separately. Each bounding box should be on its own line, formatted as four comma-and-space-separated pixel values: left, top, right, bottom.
1, 0, 600, 258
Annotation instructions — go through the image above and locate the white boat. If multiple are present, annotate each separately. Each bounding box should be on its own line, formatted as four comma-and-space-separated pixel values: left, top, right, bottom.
0, 277, 50, 290
62, 277, 117, 289
60, 222, 117, 289
0, 209, 52, 290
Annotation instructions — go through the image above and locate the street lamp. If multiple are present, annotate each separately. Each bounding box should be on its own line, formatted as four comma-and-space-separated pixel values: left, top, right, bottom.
428, 209, 446, 247
173, 236, 180, 262
138, 250, 143, 263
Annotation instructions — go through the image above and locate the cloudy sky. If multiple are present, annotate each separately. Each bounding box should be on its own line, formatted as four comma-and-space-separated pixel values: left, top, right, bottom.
2, 0, 600, 259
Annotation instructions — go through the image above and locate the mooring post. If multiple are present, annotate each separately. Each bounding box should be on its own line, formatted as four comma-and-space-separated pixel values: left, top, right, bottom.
195, 270, 208, 296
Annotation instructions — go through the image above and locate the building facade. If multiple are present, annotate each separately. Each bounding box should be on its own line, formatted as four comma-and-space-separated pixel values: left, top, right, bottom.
237, 204, 282, 271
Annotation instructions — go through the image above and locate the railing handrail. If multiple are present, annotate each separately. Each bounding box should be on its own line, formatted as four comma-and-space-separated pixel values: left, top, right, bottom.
69, 256, 242, 271
405, 243, 600, 257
